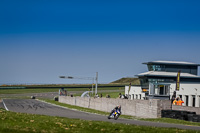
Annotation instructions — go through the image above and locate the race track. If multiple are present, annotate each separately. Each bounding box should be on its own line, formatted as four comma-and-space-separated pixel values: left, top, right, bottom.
2, 99, 200, 131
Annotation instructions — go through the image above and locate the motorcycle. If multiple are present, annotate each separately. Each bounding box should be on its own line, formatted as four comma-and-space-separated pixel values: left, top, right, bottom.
108, 109, 121, 120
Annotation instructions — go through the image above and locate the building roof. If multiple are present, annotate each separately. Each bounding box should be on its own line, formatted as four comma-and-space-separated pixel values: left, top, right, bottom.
142, 61, 200, 66
136, 71, 200, 78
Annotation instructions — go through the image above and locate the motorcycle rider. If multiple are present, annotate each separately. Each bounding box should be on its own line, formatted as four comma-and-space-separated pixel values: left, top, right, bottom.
110, 105, 121, 116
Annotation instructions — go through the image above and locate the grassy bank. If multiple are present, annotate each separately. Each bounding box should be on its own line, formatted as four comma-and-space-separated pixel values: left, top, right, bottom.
0, 108, 198, 133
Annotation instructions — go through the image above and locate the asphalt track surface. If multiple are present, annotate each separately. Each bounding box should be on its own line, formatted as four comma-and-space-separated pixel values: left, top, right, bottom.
2, 99, 200, 131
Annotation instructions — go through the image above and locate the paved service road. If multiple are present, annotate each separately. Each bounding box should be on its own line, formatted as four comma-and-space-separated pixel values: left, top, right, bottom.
2, 99, 200, 131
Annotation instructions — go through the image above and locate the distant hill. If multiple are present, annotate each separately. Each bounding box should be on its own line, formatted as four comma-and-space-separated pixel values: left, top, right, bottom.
110, 77, 140, 85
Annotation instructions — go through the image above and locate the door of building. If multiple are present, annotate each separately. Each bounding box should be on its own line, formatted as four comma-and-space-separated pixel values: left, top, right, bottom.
159, 85, 164, 95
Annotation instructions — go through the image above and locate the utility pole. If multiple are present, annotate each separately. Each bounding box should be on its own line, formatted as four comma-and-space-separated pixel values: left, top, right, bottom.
59, 72, 98, 95
95, 72, 98, 95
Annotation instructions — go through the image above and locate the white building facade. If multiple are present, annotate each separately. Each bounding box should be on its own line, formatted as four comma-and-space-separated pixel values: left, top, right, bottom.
125, 61, 200, 107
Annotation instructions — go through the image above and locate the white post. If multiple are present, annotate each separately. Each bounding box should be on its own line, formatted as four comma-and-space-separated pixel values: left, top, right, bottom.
92, 80, 94, 95
188, 95, 193, 107
95, 72, 98, 95
182, 95, 186, 106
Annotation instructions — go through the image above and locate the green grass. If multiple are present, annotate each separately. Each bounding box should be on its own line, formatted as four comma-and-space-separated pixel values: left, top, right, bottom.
0, 88, 59, 94
0, 108, 198, 133
0, 87, 124, 94
68, 86, 124, 93
74, 90, 124, 98
0, 83, 126, 88
111, 77, 140, 85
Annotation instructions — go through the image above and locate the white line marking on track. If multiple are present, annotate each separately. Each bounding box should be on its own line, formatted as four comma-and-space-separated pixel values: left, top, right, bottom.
2, 99, 9, 111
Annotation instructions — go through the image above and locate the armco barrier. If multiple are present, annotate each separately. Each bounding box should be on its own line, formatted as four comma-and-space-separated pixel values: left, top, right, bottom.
59, 96, 171, 118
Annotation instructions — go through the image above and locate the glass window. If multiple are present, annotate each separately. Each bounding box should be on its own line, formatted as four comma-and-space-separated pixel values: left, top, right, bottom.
148, 65, 165, 71
140, 78, 149, 89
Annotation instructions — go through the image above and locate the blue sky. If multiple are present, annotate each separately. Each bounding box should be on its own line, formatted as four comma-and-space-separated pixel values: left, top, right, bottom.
0, 0, 200, 84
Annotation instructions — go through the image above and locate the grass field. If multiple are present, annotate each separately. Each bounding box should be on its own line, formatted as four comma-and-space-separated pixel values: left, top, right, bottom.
0, 108, 198, 133
0, 88, 59, 94
74, 90, 124, 98
0, 86, 124, 95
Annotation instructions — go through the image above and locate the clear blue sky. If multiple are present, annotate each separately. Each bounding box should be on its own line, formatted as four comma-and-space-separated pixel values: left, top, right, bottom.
1, 0, 200, 84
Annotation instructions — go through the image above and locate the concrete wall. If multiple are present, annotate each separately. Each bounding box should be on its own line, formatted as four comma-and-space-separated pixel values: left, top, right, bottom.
59, 96, 171, 118
172, 105, 200, 115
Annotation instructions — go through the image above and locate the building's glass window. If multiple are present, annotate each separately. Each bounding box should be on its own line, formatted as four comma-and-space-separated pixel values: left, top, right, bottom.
148, 65, 165, 71
140, 78, 149, 89
148, 78, 175, 83
162, 65, 197, 75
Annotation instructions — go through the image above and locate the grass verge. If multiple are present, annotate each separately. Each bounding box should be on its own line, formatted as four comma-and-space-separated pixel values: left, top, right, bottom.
0, 108, 198, 133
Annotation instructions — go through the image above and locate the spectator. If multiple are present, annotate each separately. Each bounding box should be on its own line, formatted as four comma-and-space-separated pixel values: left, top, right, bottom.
106, 94, 110, 98
171, 91, 176, 104
177, 98, 184, 106
119, 93, 122, 98
95, 94, 99, 98
173, 97, 180, 105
